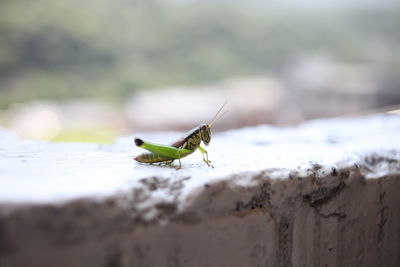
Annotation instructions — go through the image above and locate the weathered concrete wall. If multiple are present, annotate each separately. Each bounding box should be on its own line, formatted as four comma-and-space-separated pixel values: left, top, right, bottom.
0, 115, 399, 267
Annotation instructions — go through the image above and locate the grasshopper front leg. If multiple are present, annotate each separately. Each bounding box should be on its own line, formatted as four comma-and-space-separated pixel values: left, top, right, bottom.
197, 145, 214, 168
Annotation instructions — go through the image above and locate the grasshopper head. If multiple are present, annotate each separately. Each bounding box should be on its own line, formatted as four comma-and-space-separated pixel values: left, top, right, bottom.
200, 123, 211, 146
203, 102, 228, 146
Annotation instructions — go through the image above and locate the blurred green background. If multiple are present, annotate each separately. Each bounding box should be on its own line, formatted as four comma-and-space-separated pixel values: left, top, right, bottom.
1, 0, 399, 142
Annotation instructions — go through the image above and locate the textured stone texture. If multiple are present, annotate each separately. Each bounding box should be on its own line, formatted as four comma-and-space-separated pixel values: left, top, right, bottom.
0, 115, 400, 267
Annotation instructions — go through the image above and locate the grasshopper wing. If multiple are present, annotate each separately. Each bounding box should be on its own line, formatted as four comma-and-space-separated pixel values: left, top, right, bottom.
171, 138, 186, 148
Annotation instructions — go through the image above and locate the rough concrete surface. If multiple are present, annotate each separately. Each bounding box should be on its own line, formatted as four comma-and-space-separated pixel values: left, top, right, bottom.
0, 114, 399, 267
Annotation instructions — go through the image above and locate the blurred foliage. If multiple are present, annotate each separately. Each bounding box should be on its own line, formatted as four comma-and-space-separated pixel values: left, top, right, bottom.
50, 127, 118, 144
0, 0, 399, 108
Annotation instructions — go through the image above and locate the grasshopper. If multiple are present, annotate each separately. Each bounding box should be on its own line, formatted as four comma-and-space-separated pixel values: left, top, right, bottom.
134, 103, 228, 168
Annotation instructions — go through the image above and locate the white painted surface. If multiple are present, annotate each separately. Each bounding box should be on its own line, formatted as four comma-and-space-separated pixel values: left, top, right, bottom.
0, 114, 399, 204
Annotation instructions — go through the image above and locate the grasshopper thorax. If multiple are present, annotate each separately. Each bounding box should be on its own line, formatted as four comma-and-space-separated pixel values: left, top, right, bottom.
199, 123, 211, 146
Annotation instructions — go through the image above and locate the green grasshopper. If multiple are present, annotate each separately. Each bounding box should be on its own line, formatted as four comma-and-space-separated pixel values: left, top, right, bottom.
134, 103, 228, 168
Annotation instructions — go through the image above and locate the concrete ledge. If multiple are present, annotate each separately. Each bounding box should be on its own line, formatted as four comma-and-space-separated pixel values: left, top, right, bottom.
1, 115, 400, 267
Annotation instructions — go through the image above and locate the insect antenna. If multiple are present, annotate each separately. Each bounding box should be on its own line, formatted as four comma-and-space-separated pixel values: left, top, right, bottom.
208, 102, 229, 128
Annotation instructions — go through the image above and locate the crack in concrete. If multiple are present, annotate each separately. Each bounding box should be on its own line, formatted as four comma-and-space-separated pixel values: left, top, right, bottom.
316, 210, 347, 220
303, 181, 346, 208
277, 215, 293, 267
302, 181, 347, 220
377, 181, 388, 267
